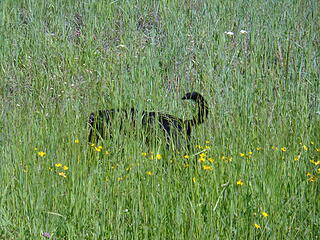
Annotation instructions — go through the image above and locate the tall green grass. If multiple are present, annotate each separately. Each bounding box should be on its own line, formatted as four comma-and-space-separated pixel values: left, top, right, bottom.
1, 0, 319, 239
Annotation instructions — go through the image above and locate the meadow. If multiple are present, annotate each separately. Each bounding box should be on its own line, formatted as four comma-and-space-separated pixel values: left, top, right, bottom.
1, 0, 319, 239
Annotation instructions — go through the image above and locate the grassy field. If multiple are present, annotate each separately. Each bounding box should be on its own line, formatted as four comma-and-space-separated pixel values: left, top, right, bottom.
1, 0, 319, 239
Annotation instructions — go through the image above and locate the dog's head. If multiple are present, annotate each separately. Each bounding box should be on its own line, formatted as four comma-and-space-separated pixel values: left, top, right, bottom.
182, 92, 204, 102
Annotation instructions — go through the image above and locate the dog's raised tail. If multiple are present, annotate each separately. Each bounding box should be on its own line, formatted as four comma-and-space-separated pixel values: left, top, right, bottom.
182, 92, 209, 127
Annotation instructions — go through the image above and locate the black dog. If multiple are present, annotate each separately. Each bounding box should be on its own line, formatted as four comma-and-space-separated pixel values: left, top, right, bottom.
88, 92, 208, 148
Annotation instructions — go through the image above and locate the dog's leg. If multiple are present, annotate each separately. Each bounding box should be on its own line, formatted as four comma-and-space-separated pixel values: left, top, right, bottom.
88, 112, 96, 144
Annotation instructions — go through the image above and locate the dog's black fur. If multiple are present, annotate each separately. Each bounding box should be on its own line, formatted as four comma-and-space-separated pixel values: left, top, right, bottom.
88, 92, 209, 148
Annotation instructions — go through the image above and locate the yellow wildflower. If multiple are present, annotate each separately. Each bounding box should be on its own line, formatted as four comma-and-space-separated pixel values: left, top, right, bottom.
192, 177, 196, 183
208, 157, 215, 163
205, 140, 210, 144
198, 157, 205, 163
156, 154, 162, 160
183, 155, 190, 159
204, 146, 210, 149
63, 165, 69, 171
55, 163, 62, 168
222, 156, 232, 162
254, 223, 261, 229
58, 172, 67, 178
248, 152, 253, 155
199, 153, 206, 158
294, 156, 300, 161
236, 180, 244, 186
202, 165, 213, 171
281, 147, 287, 152
307, 172, 312, 177
74, 139, 80, 144
146, 171, 153, 176
310, 160, 320, 165
261, 211, 269, 217
38, 151, 46, 157
303, 145, 308, 151
239, 153, 245, 157
142, 152, 147, 157
256, 147, 262, 151
317, 168, 320, 174
308, 175, 317, 182
95, 146, 102, 152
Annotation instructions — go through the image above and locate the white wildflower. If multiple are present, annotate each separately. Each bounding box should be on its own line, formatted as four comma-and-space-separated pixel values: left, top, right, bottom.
224, 31, 234, 36
240, 30, 248, 34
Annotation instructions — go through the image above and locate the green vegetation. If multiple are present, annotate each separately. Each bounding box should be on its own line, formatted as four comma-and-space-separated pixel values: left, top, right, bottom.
1, 0, 319, 239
